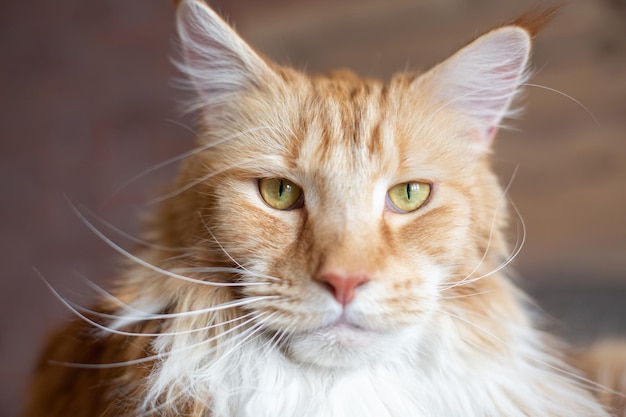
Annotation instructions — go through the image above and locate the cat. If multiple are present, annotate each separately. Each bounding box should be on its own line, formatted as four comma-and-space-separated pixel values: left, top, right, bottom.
23, 1, 625, 416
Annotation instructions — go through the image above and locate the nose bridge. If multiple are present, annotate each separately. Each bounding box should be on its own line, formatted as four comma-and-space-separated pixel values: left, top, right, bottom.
314, 205, 381, 276
308, 148, 383, 276
323, 235, 376, 276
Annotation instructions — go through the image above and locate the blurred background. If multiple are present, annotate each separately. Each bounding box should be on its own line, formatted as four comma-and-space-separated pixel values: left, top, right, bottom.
1, 0, 624, 414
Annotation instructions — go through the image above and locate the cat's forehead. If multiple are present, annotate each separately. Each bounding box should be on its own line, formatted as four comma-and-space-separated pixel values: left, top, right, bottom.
301, 73, 388, 164
205, 68, 475, 192
287, 71, 458, 183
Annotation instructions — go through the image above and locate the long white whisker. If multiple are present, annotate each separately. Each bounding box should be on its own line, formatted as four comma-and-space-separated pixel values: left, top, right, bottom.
441, 166, 520, 292
107, 125, 281, 203
36, 268, 167, 338
189, 216, 283, 283
47, 312, 263, 369
146, 159, 250, 205
70, 296, 276, 322
74, 301, 257, 338
440, 309, 507, 345
538, 359, 626, 398
446, 195, 527, 289
419, 79, 524, 131
522, 83, 601, 127
36, 268, 267, 338
79, 206, 186, 252
145, 153, 285, 206
169, 265, 276, 279
66, 198, 266, 287
76, 272, 150, 314
172, 266, 282, 283
164, 117, 199, 136
199, 215, 246, 271
440, 307, 625, 399
267, 322, 293, 354
214, 312, 277, 364
136, 315, 274, 416
439, 289, 494, 300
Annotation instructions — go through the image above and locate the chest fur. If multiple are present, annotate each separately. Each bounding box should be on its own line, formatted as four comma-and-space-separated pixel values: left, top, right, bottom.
145, 329, 607, 417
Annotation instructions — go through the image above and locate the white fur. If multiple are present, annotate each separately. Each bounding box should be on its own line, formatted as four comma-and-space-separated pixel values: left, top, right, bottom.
139, 303, 609, 417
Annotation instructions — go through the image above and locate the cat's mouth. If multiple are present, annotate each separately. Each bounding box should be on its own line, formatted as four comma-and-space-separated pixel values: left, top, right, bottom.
286, 314, 405, 368
308, 314, 380, 341
320, 316, 370, 332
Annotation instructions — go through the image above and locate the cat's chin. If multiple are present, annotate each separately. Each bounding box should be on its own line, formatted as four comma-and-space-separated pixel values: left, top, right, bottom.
285, 319, 418, 369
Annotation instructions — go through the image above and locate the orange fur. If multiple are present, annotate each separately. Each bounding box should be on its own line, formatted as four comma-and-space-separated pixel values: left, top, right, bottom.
23, 315, 154, 416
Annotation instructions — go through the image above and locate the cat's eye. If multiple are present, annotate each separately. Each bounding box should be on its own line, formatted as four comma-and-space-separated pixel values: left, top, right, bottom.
259, 178, 304, 210
386, 181, 431, 213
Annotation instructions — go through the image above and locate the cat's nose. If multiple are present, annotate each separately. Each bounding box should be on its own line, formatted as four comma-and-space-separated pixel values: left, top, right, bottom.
316, 272, 370, 306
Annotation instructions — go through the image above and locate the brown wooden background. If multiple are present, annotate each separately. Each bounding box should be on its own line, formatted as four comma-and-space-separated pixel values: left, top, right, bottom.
1, 0, 625, 414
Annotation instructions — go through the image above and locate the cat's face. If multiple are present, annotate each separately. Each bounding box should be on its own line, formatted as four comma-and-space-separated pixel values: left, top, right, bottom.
168, 0, 531, 368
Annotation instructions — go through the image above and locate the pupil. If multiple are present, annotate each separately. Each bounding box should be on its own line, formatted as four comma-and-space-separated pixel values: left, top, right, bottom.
406, 183, 411, 200
278, 180, 284, 197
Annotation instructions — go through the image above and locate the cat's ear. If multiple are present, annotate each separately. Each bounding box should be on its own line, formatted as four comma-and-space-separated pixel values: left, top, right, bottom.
175, 0, 276, 109
423, 26, 532, 149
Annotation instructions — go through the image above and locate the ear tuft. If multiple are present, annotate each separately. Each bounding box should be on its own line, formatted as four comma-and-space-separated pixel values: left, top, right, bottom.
175, 0, 274, 110
508, 5, 561, 37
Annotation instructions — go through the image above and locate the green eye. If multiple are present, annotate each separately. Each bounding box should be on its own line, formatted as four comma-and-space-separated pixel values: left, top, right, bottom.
259, 178, 303, 210
387, 181, 431, 213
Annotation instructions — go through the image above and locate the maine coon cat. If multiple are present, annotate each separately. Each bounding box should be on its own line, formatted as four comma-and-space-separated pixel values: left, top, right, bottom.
23, 1, 625, 416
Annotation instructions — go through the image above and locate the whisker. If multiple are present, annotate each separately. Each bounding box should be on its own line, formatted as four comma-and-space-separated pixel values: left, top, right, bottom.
441, 165, 520, 291
66, 198, 267, 288
106, 125, 281, 203
419, 68, 527, 132
145, 159, 251, 205
538, 359, 626, 399
522, 83, 601, 127
438, 289, 494, 300
447, 195, 527, 289
76, 301, 257, 338
36, 268, 164, 338
136, 313, 273, 417
79, 206, 186, 252
440, 308, 507, 345
440, 201, 525, 292
243, 317, 292, 361
164, 117, 199, 136
173, 218, 283, 286
47, 312, 264, 369
214, 312, 277, 364
145, 152, 287, 206
36, 268, 268, 338
169, 265, 274, 279
70, 297, 276, 323
440, 307, 625, 400
266, 323, 293, 354
172, 266, 282, 283
199, 215, 247, 271
197, 215, 284, 283
75, 272, 151, 314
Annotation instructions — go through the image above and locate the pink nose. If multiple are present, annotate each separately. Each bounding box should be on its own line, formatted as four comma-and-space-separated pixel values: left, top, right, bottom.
316, 273, 370, 306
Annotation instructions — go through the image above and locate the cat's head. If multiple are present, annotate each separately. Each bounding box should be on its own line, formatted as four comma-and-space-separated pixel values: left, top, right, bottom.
162, 0, 545, 368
